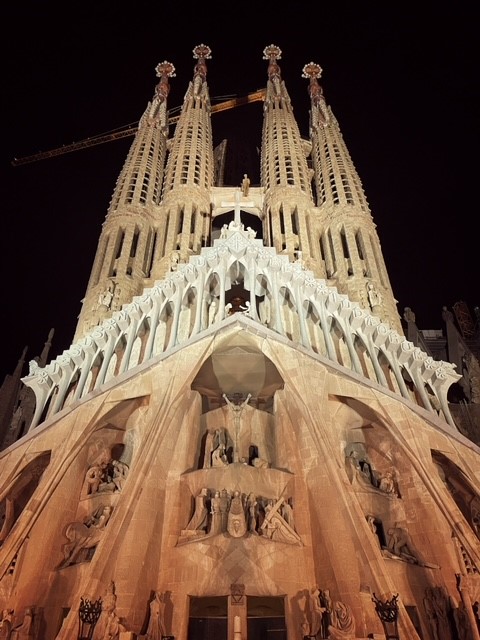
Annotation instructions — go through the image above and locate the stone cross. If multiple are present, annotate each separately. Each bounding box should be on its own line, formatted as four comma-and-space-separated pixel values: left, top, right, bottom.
220, 189, 255, 226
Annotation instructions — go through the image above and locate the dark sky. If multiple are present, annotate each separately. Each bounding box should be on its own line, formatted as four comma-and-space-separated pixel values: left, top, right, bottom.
1, 3, 477, 383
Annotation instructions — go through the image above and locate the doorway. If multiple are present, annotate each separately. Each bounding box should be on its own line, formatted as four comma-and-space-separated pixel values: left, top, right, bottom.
188, 596, 228, 640
247, 596, 287, 640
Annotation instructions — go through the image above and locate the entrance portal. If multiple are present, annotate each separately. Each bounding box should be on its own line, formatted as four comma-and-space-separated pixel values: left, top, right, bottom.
247, 596, 287, 640
187, 594, 286, 639
188, 596, 228, 640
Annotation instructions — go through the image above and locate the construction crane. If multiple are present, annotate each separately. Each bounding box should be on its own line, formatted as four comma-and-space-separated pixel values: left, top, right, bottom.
11, 89, 266, 167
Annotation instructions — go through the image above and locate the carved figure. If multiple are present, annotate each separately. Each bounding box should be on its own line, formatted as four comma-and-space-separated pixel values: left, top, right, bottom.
307, 587, 325, 637
208, 298, 219, 325
203, 429, 216, 468
111, 460, 129, 492
12, 607, 34, 639
386, 526, 417, 562
367, 282, 382, 309
246, 493, 258, 533
219, 489, 230, 531
185, 488, 209, 532
319, 590, 333, 638
211, 443, 229, 467
227, 491, 247, 538
403, 307, 416, 323
261, 498, 302, 545
210, 490, 223, 535
82, 464, 107, 496
145, 591, 166, 640
328, 600, 355, 638
366, 515, 378, 537
98, 282, 115, 309
59, 505, 113, 568
223, 393, 251, 463
280, 499, 295, 529
241, 174, 250, 196
378, 469, 396, 495
100, 611, 126, 640
0, 610, 13, 639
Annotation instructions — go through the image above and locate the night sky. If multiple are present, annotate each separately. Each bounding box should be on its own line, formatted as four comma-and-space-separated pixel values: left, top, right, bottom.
1, 3, 477, 383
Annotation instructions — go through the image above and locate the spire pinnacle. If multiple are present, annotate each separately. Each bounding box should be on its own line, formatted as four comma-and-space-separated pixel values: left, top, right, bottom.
193, 44, 212, 78
263, 44, 282, 81
154, 61, 176, 103
302, 62, 329, 125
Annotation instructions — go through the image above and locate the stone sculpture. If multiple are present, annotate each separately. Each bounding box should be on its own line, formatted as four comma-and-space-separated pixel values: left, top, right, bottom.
145, 591, 166, 640
59, 505, 113, 568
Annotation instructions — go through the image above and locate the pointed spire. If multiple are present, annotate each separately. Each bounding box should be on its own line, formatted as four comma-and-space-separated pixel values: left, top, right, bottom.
192, 44, 212, 95
263, 44, 282, 80
302, 62, 329, 126
154, 60, 175, 104
73, 62, 176, 343
38, 328, 54, 367
303, 63, 403, 333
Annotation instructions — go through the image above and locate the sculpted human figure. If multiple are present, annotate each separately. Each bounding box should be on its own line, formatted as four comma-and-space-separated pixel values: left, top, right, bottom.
145, 591, 166, 640
212, 443, 229, 467
227, 491, 247, 538
59, 505, 113, 568
261, 498, 302, 545
386, 526, 417, 563
328, 600, 355, 639
185, 488, 209, 532
82, 464, 107, 496
12, 607, 34, 640
210, 491, 223, 535
367, 282, 382, 309
241, 173, 250, 197
111, 459, 129, 492
246, 493, 258, 533
203, 429, 216, 468
307, 587, 325, 637
223, 393, 251, 462
281, 499, 295, 529
378, 469, 397, 495
219, 489, 230, 531
0, 609, 13, 639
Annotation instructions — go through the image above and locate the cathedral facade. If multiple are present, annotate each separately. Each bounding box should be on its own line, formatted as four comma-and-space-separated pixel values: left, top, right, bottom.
0, 44, 479, 640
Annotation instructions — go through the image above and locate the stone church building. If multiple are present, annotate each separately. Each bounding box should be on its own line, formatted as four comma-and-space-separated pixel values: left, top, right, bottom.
0, 44, 479, 639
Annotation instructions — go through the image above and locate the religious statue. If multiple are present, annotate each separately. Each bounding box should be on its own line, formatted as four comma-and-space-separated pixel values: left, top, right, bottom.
367, 282, 382, 310
59, 505, 113, 568
0, 610, 13, 639
260, 498, 302, 545
145, 591, 167, 640
241, 174, 250, 196
223, 393, 251, 463
185, 488, 209, 532
12, 607, 35, 640
227, 491, 247, 538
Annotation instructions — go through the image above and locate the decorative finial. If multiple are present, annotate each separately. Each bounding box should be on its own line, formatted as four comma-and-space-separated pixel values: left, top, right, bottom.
263, 45, 282, 81
263, 44, 282, 61
155, 61, 176, 79
192, 44, 212, 83
193, 44, 212, 61
302, 62, 328, 122
302, 62, 323, 80
154, 61, 175, 103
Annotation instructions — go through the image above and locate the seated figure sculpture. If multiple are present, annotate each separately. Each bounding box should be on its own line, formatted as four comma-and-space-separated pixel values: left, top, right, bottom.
59, 504, 113, 568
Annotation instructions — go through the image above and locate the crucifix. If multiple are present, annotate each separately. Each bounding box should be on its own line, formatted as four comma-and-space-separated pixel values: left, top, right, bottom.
220, 189, 255, 227
222, 393, 251, 462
